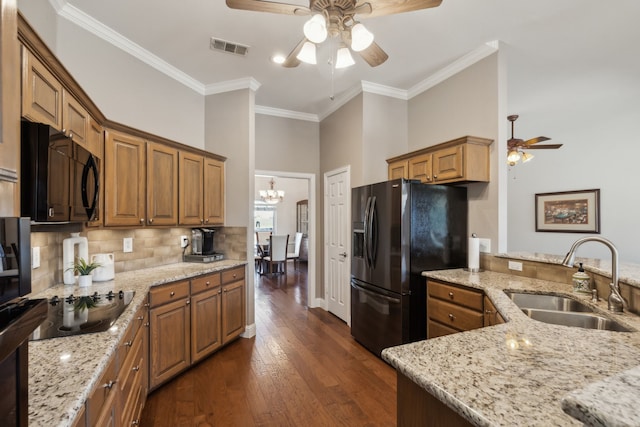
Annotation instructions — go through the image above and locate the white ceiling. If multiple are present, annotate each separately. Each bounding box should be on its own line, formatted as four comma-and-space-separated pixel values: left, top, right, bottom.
57, 0, 639, 120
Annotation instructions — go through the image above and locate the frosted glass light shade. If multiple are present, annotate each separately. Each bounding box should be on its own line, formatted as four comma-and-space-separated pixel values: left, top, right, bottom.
521, 151, 534, 163
351, 23, 374, 51
507, 149, 522, 164
303, 14, 327, 43
335, 46, 355, 68
296, 41, 317, 64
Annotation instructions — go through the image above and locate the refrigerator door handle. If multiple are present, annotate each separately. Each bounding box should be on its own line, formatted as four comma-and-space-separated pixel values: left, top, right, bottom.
369, 196, 377, 266
363, 196, 372, 267
351, 281, 401, 304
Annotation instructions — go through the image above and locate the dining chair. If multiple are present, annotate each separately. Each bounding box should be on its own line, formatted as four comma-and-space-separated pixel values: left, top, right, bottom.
262, 234, 289, 275
287, 232, 303, 269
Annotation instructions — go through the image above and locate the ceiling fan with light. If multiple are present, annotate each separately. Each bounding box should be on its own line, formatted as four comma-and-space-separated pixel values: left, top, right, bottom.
507, 114, 563, 166
226, 0, 443, 68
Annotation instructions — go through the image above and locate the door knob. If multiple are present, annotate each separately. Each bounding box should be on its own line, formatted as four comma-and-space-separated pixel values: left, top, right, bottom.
339, 252, 347, 258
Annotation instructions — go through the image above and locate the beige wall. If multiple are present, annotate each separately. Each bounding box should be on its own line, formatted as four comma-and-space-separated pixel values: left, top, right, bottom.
204, 89, 255, 327
362, 92, 408, 185
408, 54, 501, 250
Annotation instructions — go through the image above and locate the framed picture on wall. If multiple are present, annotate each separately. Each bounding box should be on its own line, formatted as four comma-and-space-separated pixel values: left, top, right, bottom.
535, 189, 600, 233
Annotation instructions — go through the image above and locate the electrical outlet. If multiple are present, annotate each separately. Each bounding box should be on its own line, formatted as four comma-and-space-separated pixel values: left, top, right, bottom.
180, 235, 189, 248
32, 246, 40, 269
508, 261, 523, 271
478, 238, 491, 253
123, 237, 133, 253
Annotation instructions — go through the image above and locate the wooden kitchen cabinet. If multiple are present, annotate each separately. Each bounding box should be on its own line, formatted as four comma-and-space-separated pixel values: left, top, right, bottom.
191, 274, 222, 363
387, 136, 493, 184
62, 89, 89, 146
147, 142, 178, 226
104, 130, 147, 226
221, 266, 246, 344
204, 156, 225, 225
21, 45, 62, 129
427, 279, 484, 338
484, 295, 505, 326
149, 280, 191, 390
178, 151, 204, 225
85, 354, 118, 427
179, 153, 225, 226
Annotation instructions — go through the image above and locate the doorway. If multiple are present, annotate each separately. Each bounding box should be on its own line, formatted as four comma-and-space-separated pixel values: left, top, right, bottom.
254, 171, 316, 308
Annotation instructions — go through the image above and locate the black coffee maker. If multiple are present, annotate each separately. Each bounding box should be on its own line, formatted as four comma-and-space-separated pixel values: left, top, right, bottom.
185, 228, 223, 262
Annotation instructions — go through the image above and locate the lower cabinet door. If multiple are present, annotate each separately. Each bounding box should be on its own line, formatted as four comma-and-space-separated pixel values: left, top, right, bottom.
191, 286, 222, 363
222, 279, 245, 344
149, 298, 191, 389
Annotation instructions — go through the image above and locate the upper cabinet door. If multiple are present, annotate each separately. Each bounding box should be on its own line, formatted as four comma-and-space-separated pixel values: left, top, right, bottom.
408, 153, 433, 183
21, 46, 62, 129
147, 143, 178, 226
204, 157, 224, 226
62, 89, 89, 146
178, 152, 204, 226
104, 130, 147, 226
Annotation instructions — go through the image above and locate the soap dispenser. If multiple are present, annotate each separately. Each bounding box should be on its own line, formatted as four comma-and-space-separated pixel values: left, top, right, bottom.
572, 263, 591, 293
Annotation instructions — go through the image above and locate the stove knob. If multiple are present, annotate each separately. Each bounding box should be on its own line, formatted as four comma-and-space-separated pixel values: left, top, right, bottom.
65, 294, 75, 304
119, 290, 124, 299
50, 295, 60, 306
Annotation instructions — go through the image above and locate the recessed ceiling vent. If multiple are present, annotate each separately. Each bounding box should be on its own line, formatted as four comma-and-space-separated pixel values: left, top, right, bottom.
210, 38, 249, 56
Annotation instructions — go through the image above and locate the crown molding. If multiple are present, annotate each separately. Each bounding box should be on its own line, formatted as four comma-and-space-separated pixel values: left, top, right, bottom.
53, 0, 206, 94
361, 81, 408, 100
255, 106, 319, 122
407, 40, 499, 99
204, 78, 261, 96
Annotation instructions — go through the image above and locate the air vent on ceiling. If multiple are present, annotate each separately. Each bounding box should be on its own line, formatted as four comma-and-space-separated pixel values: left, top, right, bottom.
210, 38, 249, 56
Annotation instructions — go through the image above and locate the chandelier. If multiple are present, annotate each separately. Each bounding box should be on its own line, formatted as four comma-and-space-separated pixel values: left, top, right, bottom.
260, 178, 285, 204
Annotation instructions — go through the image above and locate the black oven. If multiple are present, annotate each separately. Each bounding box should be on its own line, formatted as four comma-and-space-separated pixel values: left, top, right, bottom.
0, 218, 47, 426
20, 121, 99, 223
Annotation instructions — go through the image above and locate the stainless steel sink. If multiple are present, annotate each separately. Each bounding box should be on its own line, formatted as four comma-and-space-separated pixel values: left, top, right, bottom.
504, 291, 594, 313
521, 308, 632, 332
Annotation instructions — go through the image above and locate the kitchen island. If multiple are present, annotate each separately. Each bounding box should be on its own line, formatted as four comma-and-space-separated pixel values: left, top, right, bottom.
27, 260, 247, 427
382, 267, 640, 426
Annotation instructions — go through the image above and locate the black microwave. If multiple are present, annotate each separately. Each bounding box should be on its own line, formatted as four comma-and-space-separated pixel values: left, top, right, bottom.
20, 121, 99, 223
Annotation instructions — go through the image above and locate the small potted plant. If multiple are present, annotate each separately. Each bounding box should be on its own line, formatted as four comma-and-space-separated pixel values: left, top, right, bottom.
68, 257, 101, 287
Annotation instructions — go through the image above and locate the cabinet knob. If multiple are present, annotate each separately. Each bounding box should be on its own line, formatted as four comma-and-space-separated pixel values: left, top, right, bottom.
69, 132, 73, 139
132, 366, 140, 372
48, 207, 55, 217
200, 219, 204, 224
140, 218, 145, 223
124, 340, 132, 347
433, 175, 438, 179
205, 219, 209, 223
448, 313, 455, 321
170, 291, 175, 297
448, 292, 454, 299
205, 281, 210, 286
137, 316, 144, 321
149, 218, 154, 224
186, 299, 190, 305
132, 420, 140, 426
144, 322, 150, 327
232, 274, 237, 278
144, 303, 150, 307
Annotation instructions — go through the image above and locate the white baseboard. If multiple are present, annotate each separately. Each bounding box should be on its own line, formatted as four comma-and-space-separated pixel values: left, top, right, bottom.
241, 323, 256, 338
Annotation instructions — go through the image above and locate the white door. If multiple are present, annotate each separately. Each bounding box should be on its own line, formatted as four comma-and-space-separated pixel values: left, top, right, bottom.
324, 167, 350, 324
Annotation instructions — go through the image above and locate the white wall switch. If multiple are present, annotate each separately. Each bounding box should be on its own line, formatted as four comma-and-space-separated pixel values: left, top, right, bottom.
478, 238, 491, 253
180, 235, 189, 248
123, 237, 133, 253
508, 261, 523, 271
32, 246, 40, 269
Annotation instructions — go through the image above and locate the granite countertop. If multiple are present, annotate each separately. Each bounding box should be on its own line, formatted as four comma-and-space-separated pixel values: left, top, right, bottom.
27, 259, 247, 427
381, 268, 640, 427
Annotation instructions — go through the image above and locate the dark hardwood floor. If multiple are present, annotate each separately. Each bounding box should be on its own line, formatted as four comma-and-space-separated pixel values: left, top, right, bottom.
140, 262, 397, 426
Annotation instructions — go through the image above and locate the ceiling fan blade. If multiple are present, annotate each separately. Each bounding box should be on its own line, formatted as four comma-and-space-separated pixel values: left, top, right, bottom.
523, 144, 563, 150
281, 38, 307, 68
357, 42, 389, 67
524, 136, 551, 145
226, 0, 310, 15
361, 0, 443, 18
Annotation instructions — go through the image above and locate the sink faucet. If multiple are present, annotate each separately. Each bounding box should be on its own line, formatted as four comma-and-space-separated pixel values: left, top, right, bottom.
561, 237, 626, 313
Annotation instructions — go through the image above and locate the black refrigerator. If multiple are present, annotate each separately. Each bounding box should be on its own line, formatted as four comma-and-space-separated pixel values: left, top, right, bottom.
350, 179, 467, 356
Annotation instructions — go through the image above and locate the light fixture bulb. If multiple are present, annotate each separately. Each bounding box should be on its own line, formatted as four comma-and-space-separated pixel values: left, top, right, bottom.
296, 41, 317, 64
335, 45, 355, 69
351, 23, 374, 52
521, 151, 534, 163
303, 14, 327, 44
507, 149, 522, 164
271, 54, 286, 65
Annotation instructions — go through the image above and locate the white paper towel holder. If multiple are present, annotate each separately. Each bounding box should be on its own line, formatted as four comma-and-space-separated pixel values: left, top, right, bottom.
464, 233, 483, 273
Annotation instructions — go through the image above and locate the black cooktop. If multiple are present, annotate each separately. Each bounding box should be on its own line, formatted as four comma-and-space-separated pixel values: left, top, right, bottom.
30, 290, 135, 341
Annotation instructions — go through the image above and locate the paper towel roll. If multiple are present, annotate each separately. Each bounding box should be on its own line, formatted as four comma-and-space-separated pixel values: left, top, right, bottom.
468, 235, 480, 272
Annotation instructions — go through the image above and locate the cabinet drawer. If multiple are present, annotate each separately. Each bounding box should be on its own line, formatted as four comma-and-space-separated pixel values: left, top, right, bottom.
149, 280, 189, 307
191, 272, 221, 295
428, 298, 484, 332
119, 325, 144, 427
428, 319, 460, 339
428, 280, 483, 311
221, 266, 244, 284
86, 355, 117, 427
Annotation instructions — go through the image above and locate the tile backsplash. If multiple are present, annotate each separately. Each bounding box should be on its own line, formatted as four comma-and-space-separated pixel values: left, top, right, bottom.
30, 226, 247, 295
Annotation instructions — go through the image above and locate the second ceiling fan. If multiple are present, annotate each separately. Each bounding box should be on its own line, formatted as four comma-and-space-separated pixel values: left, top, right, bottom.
226, 0, 443, 67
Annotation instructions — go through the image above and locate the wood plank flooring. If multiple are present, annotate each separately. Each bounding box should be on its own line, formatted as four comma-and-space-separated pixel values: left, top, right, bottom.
140, 263, 397, 426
